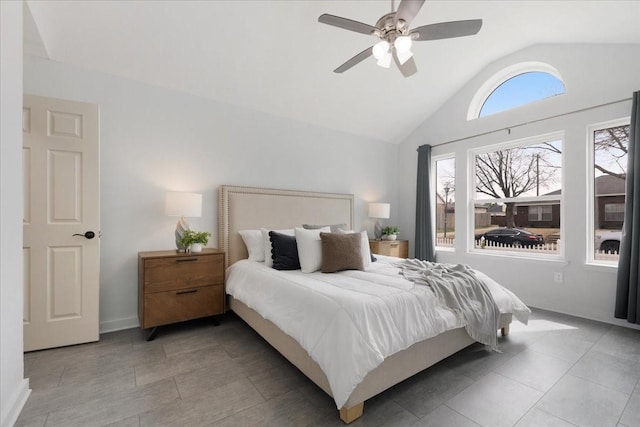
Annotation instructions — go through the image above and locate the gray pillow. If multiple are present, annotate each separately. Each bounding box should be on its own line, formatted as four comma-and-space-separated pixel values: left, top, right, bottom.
303, 223, 347, 233
320, 232, 363, 273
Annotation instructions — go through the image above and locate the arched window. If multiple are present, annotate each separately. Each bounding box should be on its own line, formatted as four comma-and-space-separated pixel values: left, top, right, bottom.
468, 62, 566, 120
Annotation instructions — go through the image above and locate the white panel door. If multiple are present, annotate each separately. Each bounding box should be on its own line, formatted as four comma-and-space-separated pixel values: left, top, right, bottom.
23, 94, 100, 351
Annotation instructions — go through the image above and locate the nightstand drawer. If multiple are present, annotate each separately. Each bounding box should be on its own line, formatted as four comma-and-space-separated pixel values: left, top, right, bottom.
144, 254, 224, 292
387, 242, 403, 258
142, 284, 223, 328
369, 240, 409, 259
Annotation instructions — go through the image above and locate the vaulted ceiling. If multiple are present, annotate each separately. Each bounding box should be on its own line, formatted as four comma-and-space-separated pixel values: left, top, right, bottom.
25, 1, 640, 144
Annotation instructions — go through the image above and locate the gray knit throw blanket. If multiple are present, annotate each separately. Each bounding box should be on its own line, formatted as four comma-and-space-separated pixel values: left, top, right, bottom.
397, 259, 500, 350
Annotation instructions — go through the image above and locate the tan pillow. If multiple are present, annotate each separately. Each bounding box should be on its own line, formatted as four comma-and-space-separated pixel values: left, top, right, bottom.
320, 232, 364, 273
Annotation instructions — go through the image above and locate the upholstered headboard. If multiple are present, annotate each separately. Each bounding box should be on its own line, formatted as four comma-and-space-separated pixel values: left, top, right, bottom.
218, 185, 354, 268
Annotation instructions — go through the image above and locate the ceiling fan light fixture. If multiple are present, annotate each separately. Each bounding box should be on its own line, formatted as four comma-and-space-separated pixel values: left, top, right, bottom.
394, 35, 412, 53
318, 1, 482, 76
376, 51, 392, 68
372, 40, 390, 60
396, 49, 413, 65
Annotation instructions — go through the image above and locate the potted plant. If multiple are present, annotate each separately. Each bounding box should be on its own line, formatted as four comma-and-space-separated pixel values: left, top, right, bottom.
179, 230, 211, 253
382, 226, 400, 241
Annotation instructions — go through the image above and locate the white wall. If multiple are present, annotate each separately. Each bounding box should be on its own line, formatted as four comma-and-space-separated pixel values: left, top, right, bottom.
397, 44, 640, 327
1, 2, 30, 426
24, 56, 399, 332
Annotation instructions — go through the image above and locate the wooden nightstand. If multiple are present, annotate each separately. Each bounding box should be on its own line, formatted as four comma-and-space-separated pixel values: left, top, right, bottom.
138, 248, 225, 340
369, 239, 409, 259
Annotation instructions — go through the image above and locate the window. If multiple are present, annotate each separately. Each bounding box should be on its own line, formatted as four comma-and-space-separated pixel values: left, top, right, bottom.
604, 203, 625, 222
435, 157, 455, 248
528, 205, 552, 222
468, 62, 566, 120
589, 120, 629, 263
472, 132, 562, 256
479, 72, 565, 117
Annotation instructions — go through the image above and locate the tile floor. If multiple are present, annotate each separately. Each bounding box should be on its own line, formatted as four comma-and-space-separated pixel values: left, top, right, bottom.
16, 308, 640, 427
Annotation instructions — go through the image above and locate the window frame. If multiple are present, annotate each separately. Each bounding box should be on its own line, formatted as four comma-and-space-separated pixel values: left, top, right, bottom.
604, 203, 625, 222
528, 205, 553, 222
467, 62, 565, 120
586, 117, 630, 266
467, 131, 565, 259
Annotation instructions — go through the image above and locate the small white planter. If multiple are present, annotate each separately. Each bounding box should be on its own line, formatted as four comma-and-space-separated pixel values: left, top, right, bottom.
190, 243, 203, 253
384, 234, 398, 241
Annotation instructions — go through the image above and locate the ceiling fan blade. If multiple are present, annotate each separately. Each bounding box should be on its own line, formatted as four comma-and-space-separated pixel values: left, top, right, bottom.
393, 50, 417, 78
410, 19, 483, 41
318, 14, 378, 35
395, 0, 426, 29
334, 46, 374, 73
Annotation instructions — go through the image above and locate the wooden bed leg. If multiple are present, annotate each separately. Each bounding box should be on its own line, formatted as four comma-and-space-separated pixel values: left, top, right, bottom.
501, 325, 510, 336
339, 403, 364, 424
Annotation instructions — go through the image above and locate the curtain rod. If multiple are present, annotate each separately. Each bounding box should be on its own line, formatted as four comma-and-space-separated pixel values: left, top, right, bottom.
421, 97, 632, 150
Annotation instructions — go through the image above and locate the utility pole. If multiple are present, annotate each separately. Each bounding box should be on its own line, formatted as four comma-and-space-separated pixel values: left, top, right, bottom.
536, 154, 540, 196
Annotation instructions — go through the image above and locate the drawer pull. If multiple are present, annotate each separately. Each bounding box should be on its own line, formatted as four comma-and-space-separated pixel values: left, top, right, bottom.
175, 289, 198, 295
176, 258, 198, 263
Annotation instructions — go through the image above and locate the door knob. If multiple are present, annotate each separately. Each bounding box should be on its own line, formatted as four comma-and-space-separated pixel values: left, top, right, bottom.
73, 231, 96, 239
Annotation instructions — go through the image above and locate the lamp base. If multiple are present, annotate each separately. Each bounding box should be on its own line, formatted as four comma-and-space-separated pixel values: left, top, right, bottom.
175, 217, 190, 251
374, 220, 383, 240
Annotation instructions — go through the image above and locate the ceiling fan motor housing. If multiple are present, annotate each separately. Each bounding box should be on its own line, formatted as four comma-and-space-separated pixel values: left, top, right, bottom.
375, 12, 408, 45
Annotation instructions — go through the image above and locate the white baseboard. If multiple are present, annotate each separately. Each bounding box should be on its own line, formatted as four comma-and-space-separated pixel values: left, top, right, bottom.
99, 316, 139, 334
1, 378, 30, 427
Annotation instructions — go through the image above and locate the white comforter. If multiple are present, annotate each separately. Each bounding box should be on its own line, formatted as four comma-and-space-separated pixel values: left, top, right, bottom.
225, 256, 530, 409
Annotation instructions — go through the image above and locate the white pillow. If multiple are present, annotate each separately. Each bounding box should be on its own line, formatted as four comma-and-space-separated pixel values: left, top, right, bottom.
238, 229, 264, 262
261, 228, 295, 268
338, 229, 372, 269
295, 226, 331, 273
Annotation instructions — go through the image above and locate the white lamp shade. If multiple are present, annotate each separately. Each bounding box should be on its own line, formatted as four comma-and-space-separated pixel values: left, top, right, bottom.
372, 40, 390, 59
394, 36, 412, 53
369, 203, 390, 219
376, 51, 392, 68
165, 192, 202, 217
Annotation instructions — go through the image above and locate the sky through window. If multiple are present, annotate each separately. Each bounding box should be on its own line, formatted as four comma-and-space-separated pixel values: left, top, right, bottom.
479, 72, 565, 117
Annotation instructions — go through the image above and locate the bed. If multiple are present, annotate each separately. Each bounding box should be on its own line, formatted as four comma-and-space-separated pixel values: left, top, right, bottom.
218, 185, 529, 424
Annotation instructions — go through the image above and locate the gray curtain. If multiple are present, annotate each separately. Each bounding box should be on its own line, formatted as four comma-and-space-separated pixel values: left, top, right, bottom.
615, 90, 640, 324
415, 144, 436, 261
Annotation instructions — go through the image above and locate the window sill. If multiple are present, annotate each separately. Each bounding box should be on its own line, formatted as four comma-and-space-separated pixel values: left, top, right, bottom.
584, 261, 618, 271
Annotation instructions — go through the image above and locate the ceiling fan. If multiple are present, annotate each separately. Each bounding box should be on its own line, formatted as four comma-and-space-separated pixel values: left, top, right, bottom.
318, 0, 482, 77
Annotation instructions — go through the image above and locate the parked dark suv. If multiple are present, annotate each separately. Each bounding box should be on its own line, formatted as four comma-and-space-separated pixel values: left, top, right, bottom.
475, 228, 544, 247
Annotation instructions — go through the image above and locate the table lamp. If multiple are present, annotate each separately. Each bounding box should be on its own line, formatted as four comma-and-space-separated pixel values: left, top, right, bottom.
165, 191, 202, 251
369, 202, 390, 240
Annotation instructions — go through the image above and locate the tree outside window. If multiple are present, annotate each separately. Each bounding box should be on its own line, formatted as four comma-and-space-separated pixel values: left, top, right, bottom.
473, 134, 562, 256
435, 157, 455, 248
